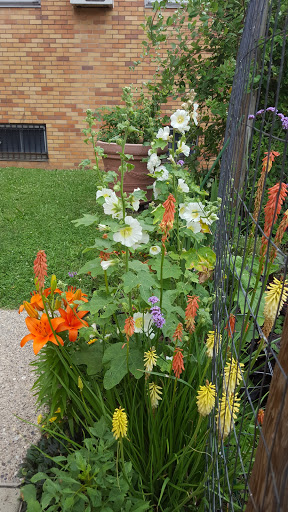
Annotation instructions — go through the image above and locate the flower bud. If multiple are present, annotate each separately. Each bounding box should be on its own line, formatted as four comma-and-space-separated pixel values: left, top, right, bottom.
23, 301, 39, 319
78, 376, 84, 392
54, 298, 62, 310
50, 274, 57, 294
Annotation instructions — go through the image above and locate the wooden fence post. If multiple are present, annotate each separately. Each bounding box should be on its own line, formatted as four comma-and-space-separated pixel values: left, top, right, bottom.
246, 311, 288, 511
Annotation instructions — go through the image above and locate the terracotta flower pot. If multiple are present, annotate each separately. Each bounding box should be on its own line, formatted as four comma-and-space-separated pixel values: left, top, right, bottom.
97, 141, 155, 201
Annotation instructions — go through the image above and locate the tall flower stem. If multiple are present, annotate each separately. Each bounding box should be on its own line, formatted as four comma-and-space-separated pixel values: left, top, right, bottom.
103, 270, 122, 340
160, 244, 165, 308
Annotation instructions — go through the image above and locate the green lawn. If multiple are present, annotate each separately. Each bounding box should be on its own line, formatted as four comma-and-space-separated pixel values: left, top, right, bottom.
0, 167, 101, 309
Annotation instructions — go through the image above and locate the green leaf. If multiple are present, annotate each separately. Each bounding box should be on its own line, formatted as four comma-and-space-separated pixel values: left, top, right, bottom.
150, 258, 182, 280
21, 484, 38, 505
70, 343, 103, 375
103, 343, 144, 389
84, 291, 115, 315
30, 472, 49, 483
151, 204, 165, 224
121, 272, 141, 293
83, 237, 115, 253
89, 416, 108, 438
72, 214, 99, 227
78, 259, 102, 278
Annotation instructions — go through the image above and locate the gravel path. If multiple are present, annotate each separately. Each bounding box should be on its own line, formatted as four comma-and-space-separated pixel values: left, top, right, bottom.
0, 309, 41, 483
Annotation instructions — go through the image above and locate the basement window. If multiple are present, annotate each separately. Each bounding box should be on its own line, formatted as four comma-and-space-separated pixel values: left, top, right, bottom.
0, 124, 48, 161
0, 0, 41, 7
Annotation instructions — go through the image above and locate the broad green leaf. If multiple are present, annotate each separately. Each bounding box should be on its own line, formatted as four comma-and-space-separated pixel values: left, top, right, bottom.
70, 343, 103, 375
31, 472, 49, 483
83, 237, 115, 253
78, 259, 102, 278
121, 272, 141, 293
89, 416, 108, 438
72, 214, 98, 227
150, 258, 182, 280
151, 204, 165, 224
21, 484, 38, 504
103, 343, 144, 389
84, 291, 114, 315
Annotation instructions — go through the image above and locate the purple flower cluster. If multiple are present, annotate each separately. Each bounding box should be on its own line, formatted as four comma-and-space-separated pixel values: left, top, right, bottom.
68, 271, 77, 278
248, 106, 288, 130
150, 305, 166, 329
148, 296, 160, 305
178, 159, 185, 166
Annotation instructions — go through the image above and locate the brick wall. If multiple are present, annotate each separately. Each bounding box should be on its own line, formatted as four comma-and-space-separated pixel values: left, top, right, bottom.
0, 0, 164, 169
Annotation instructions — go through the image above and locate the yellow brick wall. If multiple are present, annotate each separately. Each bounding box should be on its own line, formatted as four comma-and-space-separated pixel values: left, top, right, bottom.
0, 0, 166, 169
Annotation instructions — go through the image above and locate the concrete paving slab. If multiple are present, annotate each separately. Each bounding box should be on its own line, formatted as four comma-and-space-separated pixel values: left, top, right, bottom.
0, 487, 21, 512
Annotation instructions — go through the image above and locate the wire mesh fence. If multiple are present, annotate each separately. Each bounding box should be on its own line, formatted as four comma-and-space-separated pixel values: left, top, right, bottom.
207, 0, 288, 509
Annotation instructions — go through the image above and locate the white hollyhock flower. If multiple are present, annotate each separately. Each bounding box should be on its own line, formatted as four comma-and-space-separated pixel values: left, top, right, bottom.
186, 221, 202, 233
149, 245, 161, 256
154, 165, 170, 181
153, 181, 160, 200
131, 231, 150, 250
179, 202, 205, 222
192, 103, 199, 126
177, 140, 190, 157
98, 224, 107, 231
178, 179, 189, 193
100, 260, 116, 271
96, 188, 114, 199
113, 216, 142, 247
131, 188, 141, 211
170, 109, 190, 134
133, 312, 154, 338
147, 153, 161, 172
103, 192, 123, 219
156, 126, 171, 140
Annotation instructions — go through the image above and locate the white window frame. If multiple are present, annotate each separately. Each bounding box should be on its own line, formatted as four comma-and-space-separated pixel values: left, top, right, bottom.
145, 0, 187, 8
0, 0, 40, 6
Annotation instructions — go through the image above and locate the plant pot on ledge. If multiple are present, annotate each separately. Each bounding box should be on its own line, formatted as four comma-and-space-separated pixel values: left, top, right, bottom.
97, 141, 154, 201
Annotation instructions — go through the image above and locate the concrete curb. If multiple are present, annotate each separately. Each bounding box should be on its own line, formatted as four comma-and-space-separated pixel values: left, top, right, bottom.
0, 483, 22, 512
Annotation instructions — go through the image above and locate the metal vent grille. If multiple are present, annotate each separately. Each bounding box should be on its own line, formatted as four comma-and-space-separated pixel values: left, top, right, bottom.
0, 124, 48, 161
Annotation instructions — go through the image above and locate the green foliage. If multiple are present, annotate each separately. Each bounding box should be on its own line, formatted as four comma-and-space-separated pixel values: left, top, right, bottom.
90, 86, 162, 145
21, 418, 150, 512
136, 0, 248, 171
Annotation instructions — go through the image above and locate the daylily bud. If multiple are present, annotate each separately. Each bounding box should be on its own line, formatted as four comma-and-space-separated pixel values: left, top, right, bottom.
78, 376, 84, 392
54, 298, 62, 310
50, 274, 57, 294
23, 301, 39, 319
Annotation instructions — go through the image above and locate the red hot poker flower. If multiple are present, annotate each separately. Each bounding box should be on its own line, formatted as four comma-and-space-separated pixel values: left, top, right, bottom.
173, 323, 183, 343
185, 295, 199, 333
257, 408, 265, 426
262, 151, 280, 174
57, 305, 89, 342
124, 316, 135, 342
159, 194, 176, 243
260, 182, 288, 258
172, 347, 185, 379
33, 250, 48, 290
225, 314, 236, 338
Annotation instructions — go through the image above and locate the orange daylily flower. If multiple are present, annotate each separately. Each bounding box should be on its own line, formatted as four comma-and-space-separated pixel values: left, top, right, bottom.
57, 305, 89, 342
55, 286, 88, 307
18, 288, 53, 314
20, 314, 65, 355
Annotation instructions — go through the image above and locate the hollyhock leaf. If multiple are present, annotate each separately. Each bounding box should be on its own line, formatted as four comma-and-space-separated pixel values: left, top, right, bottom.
121, 272, 141, 293
100, 303, 118, 319
78, 259, 103, 278
83, 237, 116, 253
84, 291, 114, 314
150, 259, 182, 280
72, 214, 99, 227
70, 344, 103, 375
103, 343, 143, 390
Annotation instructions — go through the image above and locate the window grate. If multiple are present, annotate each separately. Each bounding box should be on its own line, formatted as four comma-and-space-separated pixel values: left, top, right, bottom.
0, 123, 48, 161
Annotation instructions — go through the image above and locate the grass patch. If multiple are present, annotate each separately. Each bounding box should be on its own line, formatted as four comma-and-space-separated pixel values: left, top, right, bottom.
0, 167, 101, 309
